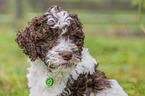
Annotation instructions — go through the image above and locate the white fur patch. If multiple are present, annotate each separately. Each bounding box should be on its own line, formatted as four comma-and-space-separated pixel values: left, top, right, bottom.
70, 48, 98, 80
46, 5, 72, 36
27, 59, 71, 96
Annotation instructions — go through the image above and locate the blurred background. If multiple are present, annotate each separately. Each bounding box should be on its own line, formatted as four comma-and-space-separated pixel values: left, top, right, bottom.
0, 0, 145, 96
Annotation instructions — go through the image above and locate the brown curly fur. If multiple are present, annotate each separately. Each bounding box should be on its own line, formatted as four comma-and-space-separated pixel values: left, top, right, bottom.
60, 65, 111, 96
15, 11, 84, 64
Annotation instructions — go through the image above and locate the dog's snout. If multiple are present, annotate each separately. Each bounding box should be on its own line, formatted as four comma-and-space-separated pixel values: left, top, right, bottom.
62, 51, 72, 61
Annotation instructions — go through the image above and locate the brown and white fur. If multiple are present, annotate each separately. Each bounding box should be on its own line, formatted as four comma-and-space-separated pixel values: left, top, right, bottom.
15, 5, 128, 96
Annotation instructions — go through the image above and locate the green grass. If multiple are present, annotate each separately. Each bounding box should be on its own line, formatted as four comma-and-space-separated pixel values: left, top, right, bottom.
0, 28, 145, 96
0, 28, 29, 96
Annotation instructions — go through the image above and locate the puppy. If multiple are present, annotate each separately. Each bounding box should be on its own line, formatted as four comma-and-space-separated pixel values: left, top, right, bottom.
15, 5, 128, 96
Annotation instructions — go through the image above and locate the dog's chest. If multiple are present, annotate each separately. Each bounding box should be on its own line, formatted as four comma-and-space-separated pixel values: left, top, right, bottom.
27, 63, 72, 96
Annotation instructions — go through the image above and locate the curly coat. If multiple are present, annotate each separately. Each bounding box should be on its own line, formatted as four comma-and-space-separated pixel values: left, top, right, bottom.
15, 5, 127, 96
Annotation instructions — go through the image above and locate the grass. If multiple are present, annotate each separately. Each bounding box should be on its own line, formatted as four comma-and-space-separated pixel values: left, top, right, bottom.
0, 27, 145, 96
0, 28, 29, 96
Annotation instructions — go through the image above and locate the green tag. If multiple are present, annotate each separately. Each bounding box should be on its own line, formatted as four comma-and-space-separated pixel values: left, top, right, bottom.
45, 77, 54, 86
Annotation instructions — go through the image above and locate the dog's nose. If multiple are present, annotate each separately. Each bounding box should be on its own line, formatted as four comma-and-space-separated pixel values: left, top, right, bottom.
62, 51, 72, 61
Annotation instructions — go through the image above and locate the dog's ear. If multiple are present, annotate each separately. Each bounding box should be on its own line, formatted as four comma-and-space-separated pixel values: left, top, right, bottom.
68, 13, 85, 52
15, 28, 37, 61
15, 14, 57, 62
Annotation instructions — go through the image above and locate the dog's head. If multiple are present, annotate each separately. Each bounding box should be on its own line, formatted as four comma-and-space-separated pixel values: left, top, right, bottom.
15, 5, 84, 71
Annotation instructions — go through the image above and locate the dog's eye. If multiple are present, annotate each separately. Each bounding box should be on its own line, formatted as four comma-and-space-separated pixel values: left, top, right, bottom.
47, 37, 53, 41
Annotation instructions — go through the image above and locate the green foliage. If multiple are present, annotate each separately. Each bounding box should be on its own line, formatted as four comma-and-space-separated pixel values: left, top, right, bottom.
131, 0, 145, 9
131, 0, 140, 6
131, 0, 145, 33
0, 27, 145, 95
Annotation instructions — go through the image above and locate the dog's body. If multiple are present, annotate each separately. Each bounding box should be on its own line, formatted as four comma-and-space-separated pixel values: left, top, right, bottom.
16, 5, 128, 96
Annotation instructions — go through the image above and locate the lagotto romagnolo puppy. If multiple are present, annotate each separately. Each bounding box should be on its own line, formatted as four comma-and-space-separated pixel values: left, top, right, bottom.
15, 5, 128, 96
